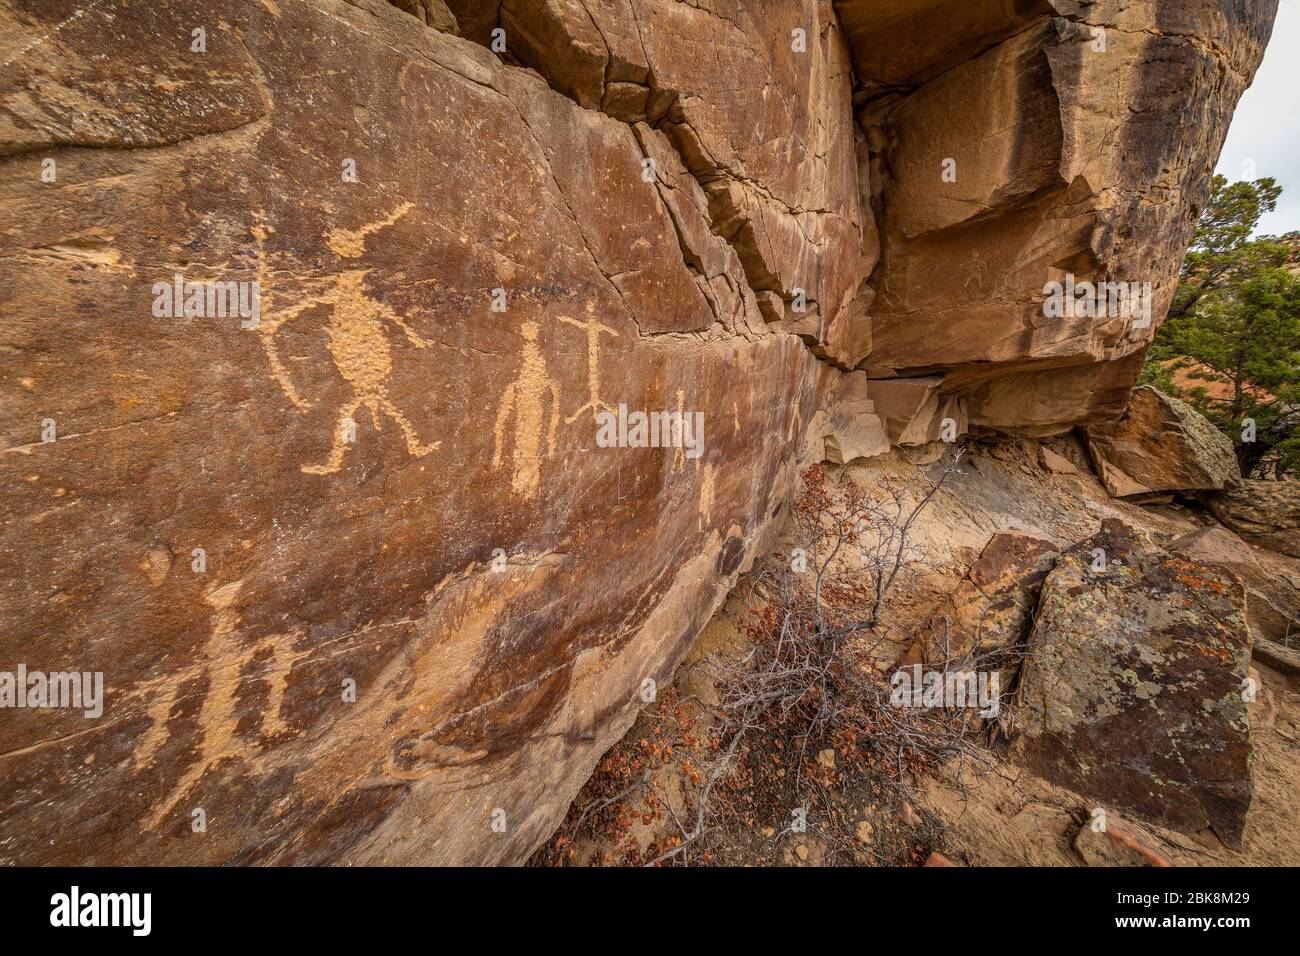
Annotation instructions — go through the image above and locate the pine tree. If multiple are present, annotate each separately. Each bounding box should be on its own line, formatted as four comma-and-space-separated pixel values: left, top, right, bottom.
1143, 176, 1300, 477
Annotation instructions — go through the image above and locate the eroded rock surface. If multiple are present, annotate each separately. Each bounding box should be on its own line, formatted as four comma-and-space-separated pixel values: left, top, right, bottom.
0, 0, 839, 865
819, 373, 890, 464
907, 531, 1059, 692
846, 0, 1277, 432
389, 0, 458, 32
446, 0, 869, 366
1072, 818, 1173, 867
1208, 480, 1300, 558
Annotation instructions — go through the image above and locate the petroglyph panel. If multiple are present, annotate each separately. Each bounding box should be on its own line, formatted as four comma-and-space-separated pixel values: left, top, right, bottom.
0, 0, 832, 864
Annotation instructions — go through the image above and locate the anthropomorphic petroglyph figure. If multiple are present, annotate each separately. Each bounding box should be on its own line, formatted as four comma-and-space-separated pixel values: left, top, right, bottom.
492, 319, 560, 499
671, 387, 691, 473
136, 580, 308, 830
557, 314, 619, 424
253, 204, 439, 474
962, 250, 989, 294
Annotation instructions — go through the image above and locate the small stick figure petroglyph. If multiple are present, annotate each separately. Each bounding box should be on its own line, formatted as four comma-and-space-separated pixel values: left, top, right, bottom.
557, 314, 619, 424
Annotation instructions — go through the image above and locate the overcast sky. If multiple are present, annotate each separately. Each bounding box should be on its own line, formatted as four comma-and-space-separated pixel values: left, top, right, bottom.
1215, 0, 1300, 234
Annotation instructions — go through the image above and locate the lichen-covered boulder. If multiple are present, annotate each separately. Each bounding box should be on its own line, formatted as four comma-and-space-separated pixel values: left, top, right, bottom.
1004, 519, 1253, 846
1083, 386, 1241, 497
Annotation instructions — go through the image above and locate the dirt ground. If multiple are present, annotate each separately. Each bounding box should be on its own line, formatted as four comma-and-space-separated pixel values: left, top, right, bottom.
531, 435, 1300, 866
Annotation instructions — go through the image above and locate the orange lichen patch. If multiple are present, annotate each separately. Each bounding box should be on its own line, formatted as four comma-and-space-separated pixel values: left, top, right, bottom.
1173, 573, 1228, 594
1166, 559, 1230, 594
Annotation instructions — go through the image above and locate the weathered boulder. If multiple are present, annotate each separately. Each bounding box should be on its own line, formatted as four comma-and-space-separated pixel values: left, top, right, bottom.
1254, 638, 1300, 678
907, 532, 1059, 692
1038, 445, 1078, 475
1207, 480, 1300, 558
1169, 524, 1300, 652
1004, 519, 1253, 846
1169, 524, 1258, 570
1083, 386, 1241, 497
820, 373, 890, 464
863, 377, 967, 447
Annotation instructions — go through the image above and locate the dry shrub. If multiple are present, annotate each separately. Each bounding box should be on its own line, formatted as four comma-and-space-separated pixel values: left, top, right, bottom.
534, 449, 996, 866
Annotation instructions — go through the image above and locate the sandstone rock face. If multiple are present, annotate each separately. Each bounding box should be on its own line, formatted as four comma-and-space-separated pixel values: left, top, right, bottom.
0, 0, 1277, 866
0, 0, 842, 865
446, 0, 870, 368
1207, 480, 1300, 558
843, 0, 1277, 433
819, 373, 890, 465
863, 377, 967, 447
1084, 386, 1241, 497
1005, 520, 1253, 846
390, 0, 458, 32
